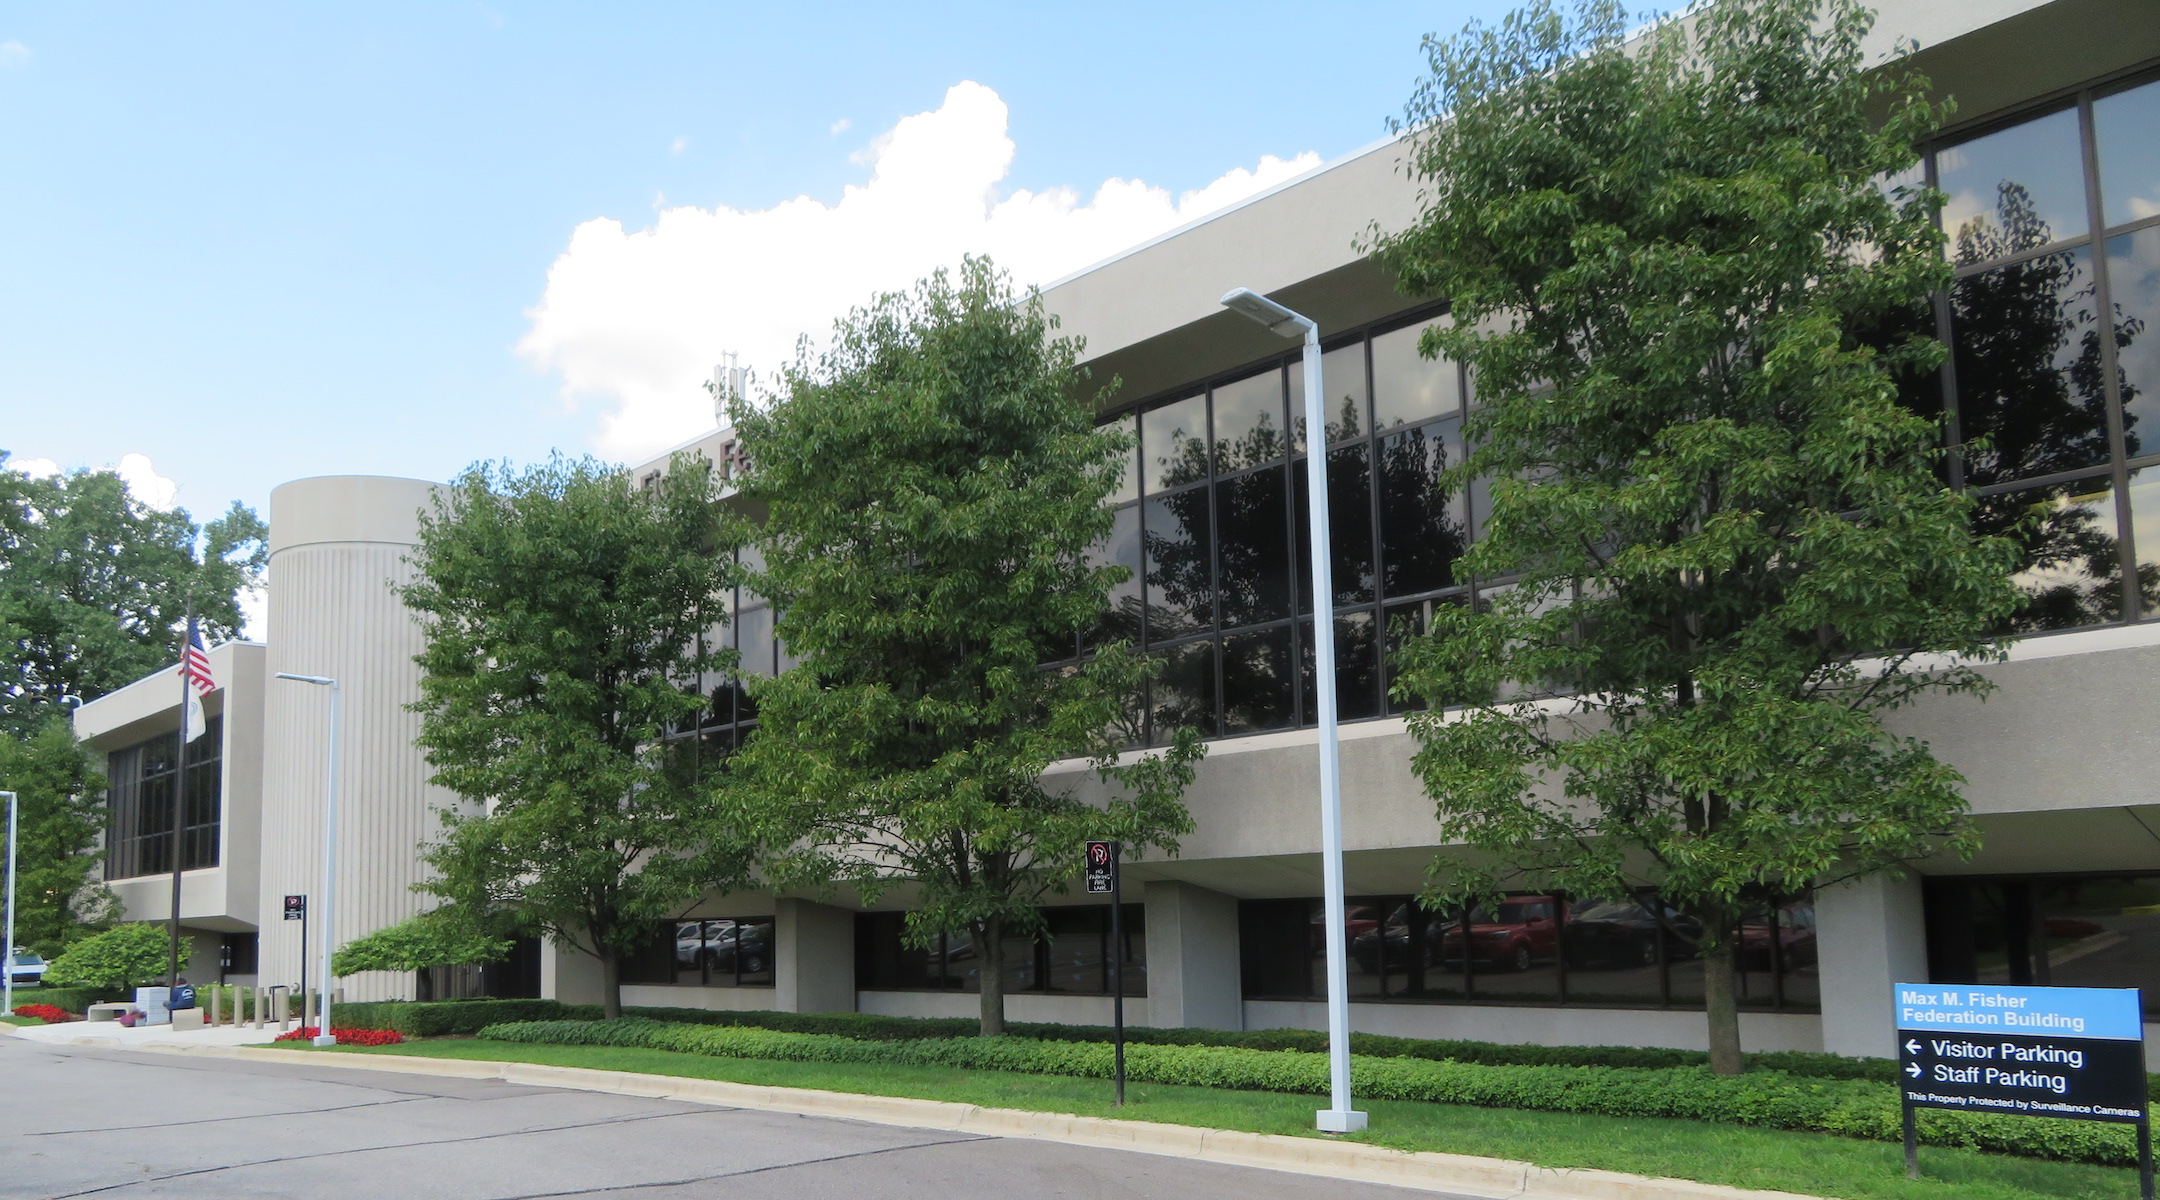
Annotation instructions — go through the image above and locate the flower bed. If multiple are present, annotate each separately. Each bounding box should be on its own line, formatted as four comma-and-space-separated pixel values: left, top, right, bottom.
272, 1026, 404, 1046
11, 1003, 76, 1024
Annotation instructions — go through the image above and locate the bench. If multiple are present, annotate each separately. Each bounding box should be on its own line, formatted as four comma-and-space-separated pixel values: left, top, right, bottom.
85, 1003, 133, 1023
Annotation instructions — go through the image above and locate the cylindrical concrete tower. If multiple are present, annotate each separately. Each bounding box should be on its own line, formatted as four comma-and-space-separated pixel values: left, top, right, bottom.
259, 476, 457, 1003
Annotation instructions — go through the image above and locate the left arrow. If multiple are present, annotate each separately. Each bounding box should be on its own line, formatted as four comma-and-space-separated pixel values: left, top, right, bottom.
1904, 1039, 1921, 1055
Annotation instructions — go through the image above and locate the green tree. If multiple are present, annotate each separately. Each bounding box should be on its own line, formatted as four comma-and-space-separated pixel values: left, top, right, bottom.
0, 454, 267, 734
1374, 0, 2022, 1072
0, 720, 113, 955
45, 922, 174, 990
727, 257, 1205, 1036
400, 455, 746, 1019
331, 908, 514, 982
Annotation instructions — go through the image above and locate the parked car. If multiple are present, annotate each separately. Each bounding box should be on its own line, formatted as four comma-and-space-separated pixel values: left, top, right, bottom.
1737, 903, 1818, 970
1564, 899, 1701, 969
1440, 896, 1560, 972
5, 952, 46, 985
1311, 905, 1381, 957
1351, 903, 1452, 973
701, 921, 771, 975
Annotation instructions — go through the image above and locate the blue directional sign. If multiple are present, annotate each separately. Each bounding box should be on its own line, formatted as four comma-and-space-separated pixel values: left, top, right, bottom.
1894, 983, 2148, 1123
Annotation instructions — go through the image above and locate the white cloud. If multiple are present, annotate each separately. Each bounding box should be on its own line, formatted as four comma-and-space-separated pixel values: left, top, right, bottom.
829, 117, 851, 136
115, 452, 180, 511
519, 80, 1321, 461
671, 135, 689, 156
0, 41, 29, 69
10, 456, 61, 478
236, 584, 269, 643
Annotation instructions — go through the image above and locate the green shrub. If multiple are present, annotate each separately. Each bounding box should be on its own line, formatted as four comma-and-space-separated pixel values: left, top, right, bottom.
13, 984, 124, 1014
43, 924, 174, 990
473, 1019, 2141, 1167
328, 998, 596, 1036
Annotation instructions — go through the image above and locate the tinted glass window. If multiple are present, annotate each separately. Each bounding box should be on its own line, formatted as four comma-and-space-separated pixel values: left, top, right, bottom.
1383, 594, 1468, 715
2131, 464, 2160, 618
1220, 625, 1294, 735
1150, 637, 1217, 741
1294, 446, 1376, 610
1143, 394, 1208, 492
1212, 369, 1287, 472
1938, 107, 2087, 260
1370, 318, 1459, 430
2096, 79, 2160, 230
1086, 504, 1144, 648
1379, 419, 1468, 597
2106, 227, 2160, 458
1561, 897, 1669, 1005
1105, 415, 1140, 506
1291, 340, 1371, 450
1950, 245, 2112, 487
1143, 491, 1213, 638
1214, 468, 1292, 627
1972, 477, 2123, 632
1298, 611, 1381, 723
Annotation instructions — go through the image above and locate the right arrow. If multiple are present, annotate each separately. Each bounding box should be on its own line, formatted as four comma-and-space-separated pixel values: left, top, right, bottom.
1905, 1063, 1923, 1078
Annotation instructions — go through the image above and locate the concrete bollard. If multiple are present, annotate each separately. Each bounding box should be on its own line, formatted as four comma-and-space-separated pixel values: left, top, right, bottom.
209, 986, 222, 1027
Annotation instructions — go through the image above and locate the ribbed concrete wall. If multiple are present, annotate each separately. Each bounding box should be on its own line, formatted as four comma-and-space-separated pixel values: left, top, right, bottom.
259, 476, 453, 1003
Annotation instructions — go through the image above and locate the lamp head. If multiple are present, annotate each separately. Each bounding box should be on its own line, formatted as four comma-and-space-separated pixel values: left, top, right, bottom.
1220, 288, 1312, 339
275, 673, 335, 687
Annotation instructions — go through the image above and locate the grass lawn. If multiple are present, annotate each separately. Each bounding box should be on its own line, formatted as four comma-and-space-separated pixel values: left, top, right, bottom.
0, 1014, 41, 1026
293, 1038, 2140, 1200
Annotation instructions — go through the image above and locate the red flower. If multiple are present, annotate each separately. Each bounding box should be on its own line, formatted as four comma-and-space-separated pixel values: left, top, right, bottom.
272, 1026, 404, 1046
11, 1004, 77, 1024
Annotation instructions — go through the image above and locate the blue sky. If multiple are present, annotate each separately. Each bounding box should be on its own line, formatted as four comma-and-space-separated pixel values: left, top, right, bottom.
1, 1, 1530, 529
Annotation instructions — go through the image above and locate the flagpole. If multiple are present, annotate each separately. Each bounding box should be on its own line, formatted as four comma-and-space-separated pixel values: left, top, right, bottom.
166, 605, 191, 989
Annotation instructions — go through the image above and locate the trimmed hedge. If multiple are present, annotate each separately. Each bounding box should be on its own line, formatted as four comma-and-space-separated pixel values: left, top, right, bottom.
331, 998, 599, 1037
477, 1019, 2140, 1166
17, 985, 125, 1015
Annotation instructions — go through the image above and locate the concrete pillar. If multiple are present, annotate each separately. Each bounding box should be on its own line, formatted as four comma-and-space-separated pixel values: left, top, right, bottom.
775, 899, 856, 1014
540, 939, 607, 1007
1815, 872, 1928, 1058
1143, 879, 1243, 1030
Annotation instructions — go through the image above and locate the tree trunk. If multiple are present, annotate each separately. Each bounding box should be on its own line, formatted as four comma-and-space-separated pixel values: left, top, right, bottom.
599, 948, 623, 1020
1702, 927, 1744, 1075
977, 916, 1006, 1037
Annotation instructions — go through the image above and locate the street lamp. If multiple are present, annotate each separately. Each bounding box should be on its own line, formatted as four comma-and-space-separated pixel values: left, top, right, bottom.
3, 790, 18, 1017
276, 672, 341, 1048
1220, 287, 1367, 1134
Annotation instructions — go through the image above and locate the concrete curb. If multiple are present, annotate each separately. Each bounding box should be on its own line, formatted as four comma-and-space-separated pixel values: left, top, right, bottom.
10, 1027, 1827, 1200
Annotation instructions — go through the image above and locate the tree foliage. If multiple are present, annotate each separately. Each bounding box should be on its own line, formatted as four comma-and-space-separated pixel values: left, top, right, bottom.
45, 922, 176, 990
0, 720, 113, 956
727, 257, 1204, 1036
401, 455, 746, 1018
332, 908, 514, 978
1373, 0, 2021, 1072
0, 454, 267, 735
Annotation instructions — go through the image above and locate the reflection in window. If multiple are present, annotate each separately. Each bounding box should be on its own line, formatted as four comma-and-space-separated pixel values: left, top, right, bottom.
1294, 447, 1376, 610
1211, 370, 1287, 472
855, 906, 1145, 995
1974, 478, 2123, 632
2126, 465, 2160, 616
1291, 340, 1371, 449
1150, 637, 1216, 740
1383, 593, 1468, 715
2096, 79, 2160, 230
1214, 468, 1292, 627
1379, 419, 1468, 597
1938, 107, 2086, 256
1561, 896, 1678, 1006
625, 916, 775, 988
2106, 227, 2159, 456
1299, 611, 1381, 723
1926, 875, 2160, 1016
1143, 490, 1213, 638
1950, 245, 2112, 487
1106, 415, 1141, 505
1143, 394, 1208, 492
1085, 504, 1144, 649
105, 719, 223, 880
1221, 625, 1295, 734
1370, 319, 1460, 430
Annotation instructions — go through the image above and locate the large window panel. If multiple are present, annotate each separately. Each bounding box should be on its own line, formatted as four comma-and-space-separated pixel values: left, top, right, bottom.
1379, 418, 1469, 598
1149, 637, 1217, 741
1106, 415, 1141, 505
1143, 490, 1214, 638
1926, 876, 2160, 1016
1370, 319, 1461, 430
1220, 625, 1295, 735
1383, 593, 1468, 715
104, 720, 221, 880
2131, 465, 2160, 617
2095, 78, 2160, 231
1294, 446, 1376, 611
1457, 893, 1562, 1003
1298, 611, 1382, 723
1214, 467, 1293, 627
1086, 504, 1144, 649
1291, 340, 1372, 450
2107, 227, 2160, 457
1950, 246, 2113, 487
1938, 107, 2087, 261
1975, 476, 2124, 632
1143, 393, 1209, 492
1560, 896, 1672, 1006
1238, 899, 1315, 999
1211, 369, 1288, 472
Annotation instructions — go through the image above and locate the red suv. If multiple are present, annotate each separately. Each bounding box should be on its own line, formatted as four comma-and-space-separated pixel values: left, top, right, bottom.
1441, 895, 1560, 972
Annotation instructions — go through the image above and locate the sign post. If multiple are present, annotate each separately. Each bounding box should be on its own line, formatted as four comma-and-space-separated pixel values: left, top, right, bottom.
1086, 840, 1125, 1106
284, 895, 307, 1027
1895, 983, 2150, 1197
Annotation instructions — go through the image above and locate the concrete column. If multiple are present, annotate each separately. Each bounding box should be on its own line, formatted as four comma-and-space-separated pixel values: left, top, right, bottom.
1143, 879, 1243, 1030
540, 939, 607, 1007
1815, 872, 1928, 1058
775, 899, 856, 1014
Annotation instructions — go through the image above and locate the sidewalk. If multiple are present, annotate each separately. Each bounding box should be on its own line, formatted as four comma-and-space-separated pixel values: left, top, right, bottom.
11, 1018, 283, 1049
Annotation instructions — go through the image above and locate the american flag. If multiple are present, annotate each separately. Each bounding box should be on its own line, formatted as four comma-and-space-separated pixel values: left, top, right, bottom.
180, 618, 216, 743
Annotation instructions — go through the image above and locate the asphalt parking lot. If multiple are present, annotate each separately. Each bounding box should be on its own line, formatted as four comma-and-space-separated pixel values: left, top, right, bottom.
0, 1036, 1461, 1199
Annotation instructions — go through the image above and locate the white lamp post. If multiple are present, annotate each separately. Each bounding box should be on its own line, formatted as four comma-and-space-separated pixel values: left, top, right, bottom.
3, 790, 17, 1017
1220, 287, 1367, 1133
276, 673, 341, 1047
